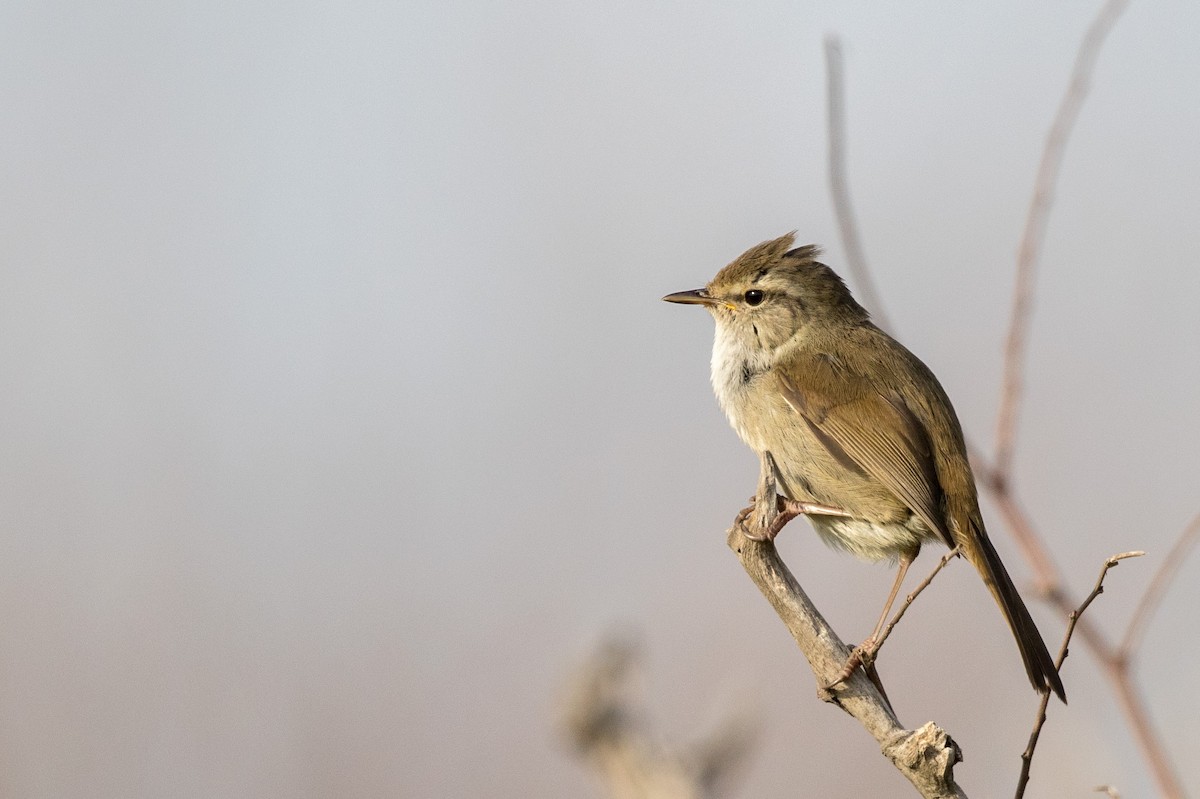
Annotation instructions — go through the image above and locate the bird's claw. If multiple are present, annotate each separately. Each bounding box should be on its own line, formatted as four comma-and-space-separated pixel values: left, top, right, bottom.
734, 504, 775, 541
825, 636, 879, 690
736, 495, 848, 542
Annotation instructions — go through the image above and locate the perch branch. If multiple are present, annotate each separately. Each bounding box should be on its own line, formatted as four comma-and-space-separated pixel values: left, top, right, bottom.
729, 453, 966, 798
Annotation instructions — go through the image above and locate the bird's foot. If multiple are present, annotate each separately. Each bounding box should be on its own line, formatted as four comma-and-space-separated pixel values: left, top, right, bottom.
736, 496, 850, 541
734, 501, 780, 541
826, 636, 880, 690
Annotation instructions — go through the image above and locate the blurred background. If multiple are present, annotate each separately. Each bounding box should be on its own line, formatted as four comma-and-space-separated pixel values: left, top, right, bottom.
2, 1, 1198, 796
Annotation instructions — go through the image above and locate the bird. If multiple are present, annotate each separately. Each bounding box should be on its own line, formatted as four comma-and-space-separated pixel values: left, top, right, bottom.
663, 232, 1065, 701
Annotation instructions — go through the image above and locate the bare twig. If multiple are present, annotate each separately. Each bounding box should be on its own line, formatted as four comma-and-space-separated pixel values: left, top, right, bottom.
730, 454, 966, 798
872, 547, 961, 656
978, 453, 1187, 797
1015, 552, 1143, 799
824, 35, 891, 333
1120, 510, 1200, 660
993, 0, 1130, 480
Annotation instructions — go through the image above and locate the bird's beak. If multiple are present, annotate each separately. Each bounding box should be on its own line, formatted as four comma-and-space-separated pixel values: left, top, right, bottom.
662, 288, 718, 306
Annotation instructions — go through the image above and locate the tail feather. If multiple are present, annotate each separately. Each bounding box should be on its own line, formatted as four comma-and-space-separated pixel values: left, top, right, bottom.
964, 526, 1066, 702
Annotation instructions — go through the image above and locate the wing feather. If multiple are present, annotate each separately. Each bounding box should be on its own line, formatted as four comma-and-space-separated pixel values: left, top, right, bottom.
777, 371, 953, 548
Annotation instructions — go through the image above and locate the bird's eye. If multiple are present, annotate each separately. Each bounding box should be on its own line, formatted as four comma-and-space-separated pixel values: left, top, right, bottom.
744, 290, 765, 306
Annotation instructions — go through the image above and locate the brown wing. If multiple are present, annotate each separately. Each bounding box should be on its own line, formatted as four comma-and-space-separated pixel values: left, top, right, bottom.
777, 370, 954, 549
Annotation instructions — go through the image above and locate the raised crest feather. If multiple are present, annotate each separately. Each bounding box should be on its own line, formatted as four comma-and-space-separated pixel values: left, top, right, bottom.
711, 232, 798, 284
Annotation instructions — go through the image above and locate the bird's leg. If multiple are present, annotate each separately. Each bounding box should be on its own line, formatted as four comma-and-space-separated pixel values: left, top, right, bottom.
738, 496, 851, 541
868, 548, 918, 645
781, 497, 852, 518
736, 451, 850, 541
828, 546, 919, 688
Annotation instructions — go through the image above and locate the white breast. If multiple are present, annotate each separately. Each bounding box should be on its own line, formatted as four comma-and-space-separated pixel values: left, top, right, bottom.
709, 323, 773, 449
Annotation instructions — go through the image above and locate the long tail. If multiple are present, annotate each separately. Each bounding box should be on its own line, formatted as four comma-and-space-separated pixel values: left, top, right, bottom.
963, 524, 1066, 702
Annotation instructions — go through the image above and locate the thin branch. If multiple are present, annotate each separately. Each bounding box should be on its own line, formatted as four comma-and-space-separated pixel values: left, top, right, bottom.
729, 453, 966, 798
980, 459, 1187, 798
1120, 510, 1200, 659
824, 35, 891, 333
1015, 552, 1143, 799
993, 0, 1130, 480
872, 547, 961, 656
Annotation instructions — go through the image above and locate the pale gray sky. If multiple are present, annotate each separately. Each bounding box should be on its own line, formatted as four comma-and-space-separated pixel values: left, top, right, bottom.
1, 1, 1198, 797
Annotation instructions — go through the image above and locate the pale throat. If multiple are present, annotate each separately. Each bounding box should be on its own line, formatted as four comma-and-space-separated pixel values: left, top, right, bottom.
708, 317, 776, 446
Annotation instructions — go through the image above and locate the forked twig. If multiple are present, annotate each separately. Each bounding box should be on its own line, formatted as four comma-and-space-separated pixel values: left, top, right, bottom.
1014, 552, 1144, 799
979, 455, 1190, 797
993, 0, 1130, 480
